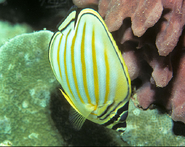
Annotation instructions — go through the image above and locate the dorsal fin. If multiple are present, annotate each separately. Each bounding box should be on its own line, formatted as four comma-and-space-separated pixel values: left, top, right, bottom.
74, 8, 83, 26
57, 8, 77, 32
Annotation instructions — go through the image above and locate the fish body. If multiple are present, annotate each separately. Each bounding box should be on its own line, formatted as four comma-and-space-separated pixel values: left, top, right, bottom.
49, 8, 131, 133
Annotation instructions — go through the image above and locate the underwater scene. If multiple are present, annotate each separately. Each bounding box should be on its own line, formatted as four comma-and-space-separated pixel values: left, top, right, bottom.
1, 0, 185, 146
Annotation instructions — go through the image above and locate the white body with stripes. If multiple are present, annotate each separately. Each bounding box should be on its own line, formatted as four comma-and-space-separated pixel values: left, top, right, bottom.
49, 8, 131, 132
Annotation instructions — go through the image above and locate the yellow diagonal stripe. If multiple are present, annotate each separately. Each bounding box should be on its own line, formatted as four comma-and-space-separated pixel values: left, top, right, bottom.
64, 30, 75, 99
81, 23, 91, 103
71, 25, 85, 104
104, 49, 110, 104
57, 34, 63, 80
92, 28, 99, 105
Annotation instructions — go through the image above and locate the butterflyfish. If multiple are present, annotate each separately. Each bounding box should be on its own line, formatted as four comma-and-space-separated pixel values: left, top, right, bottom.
49, 7, 131, 133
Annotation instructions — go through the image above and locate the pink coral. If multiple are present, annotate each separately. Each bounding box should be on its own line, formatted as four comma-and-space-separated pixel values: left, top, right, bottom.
170, 51, 185, 122
73, 0, 185, 56
73, 0, 185, 124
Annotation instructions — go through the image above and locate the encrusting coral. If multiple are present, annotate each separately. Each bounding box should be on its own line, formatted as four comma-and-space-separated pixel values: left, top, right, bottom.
0, 30, 65, 146
72, 0, 185, 124
122, 100, 185, 146
0, 21, 32, 47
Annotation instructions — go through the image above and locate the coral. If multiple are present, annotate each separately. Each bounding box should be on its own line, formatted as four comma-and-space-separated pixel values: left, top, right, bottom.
0, 21, 33, 47
156, 0, 185, 56
132, 82, 155, 109
72, 0, 185, 125
0, 116, 11, 134
0, 140, 12, 146
121, 42, 141, 81
0, 30, 66, 146
73, 0, 99, 8
73, 0, 185, 56
122, 100, 185, 146
170, 51, 185, 122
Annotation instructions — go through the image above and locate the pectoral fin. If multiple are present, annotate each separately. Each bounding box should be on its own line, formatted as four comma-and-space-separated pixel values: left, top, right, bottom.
60, 88, 94, 130
69, 107, 86, 131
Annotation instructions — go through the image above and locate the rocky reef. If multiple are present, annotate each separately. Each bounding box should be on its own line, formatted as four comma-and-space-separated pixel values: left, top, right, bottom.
73, 0, 185, 125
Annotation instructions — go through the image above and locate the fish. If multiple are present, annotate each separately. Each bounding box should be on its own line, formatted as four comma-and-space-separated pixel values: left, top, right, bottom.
49, 7, 131, 133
